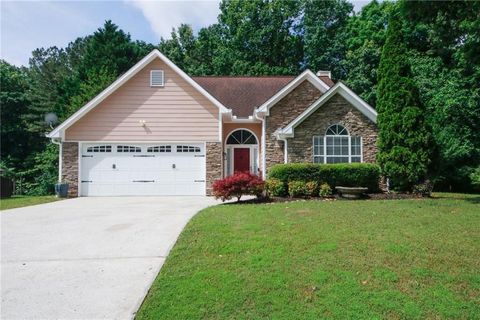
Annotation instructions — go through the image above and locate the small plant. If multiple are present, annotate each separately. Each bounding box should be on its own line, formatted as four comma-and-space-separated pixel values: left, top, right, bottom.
212, 172, 264, 202
288, 180, 306, 198
413, 180, 434, 197
319, 183, 332, 197
265, 178, 287, 197
304, 181, 318, 197
469, 166, 480, 191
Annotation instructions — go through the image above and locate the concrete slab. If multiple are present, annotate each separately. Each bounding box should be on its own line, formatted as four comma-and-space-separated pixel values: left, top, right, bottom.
1, 196, 219, 319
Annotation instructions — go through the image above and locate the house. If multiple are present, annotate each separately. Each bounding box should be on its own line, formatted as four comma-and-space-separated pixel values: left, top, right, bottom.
47, 50, 378, 197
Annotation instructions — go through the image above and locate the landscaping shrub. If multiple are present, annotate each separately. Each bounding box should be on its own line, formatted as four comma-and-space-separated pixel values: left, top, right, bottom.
268, 163, 381, 192
265, 178, 287, 197
413, 179, 434, 197
304, 181, 318, 197
319, 183, 332, 197
212, 172, 264, 202
288, 180, 306, 198
469, 166, 480, 192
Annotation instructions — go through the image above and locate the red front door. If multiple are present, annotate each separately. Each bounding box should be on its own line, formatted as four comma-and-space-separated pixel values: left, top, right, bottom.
234, 148, 250, 173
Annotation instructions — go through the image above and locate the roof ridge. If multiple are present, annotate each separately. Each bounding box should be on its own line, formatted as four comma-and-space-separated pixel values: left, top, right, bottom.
192, 75, 296, 78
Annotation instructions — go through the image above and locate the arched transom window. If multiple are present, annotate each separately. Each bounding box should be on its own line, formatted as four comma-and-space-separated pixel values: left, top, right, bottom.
313, 124, 362, 163
226, 129, 258, 145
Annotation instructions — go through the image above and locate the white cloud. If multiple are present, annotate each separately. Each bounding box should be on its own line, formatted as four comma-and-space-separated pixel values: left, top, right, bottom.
126, 0, 220, 40
0, 1, 97, 66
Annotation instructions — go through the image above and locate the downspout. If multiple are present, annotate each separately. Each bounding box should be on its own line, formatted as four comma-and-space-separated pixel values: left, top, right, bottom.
276, 135, 288, 164
50, 138, 62, 183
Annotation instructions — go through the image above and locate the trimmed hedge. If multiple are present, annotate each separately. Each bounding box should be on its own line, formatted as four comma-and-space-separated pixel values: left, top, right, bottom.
268, 163, 381, 193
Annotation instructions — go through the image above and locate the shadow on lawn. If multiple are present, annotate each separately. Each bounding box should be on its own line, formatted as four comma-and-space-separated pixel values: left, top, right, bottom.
432, 193, 480, 204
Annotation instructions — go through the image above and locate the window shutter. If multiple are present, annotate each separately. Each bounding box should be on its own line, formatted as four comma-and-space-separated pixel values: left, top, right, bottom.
150, 70, 164, 87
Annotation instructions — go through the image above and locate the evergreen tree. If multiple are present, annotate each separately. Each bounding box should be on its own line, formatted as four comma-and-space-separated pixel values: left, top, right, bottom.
342, 0, 394, 106
376, 10, 433, 190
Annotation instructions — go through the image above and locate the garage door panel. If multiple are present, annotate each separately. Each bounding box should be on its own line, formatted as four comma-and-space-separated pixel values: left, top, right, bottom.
80, 143, 205, 196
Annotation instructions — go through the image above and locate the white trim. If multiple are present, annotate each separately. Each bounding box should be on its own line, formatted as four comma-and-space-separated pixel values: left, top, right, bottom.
50, 138, 62, 183
254, 112, 267, 179
59, 143, 62, 183
47, 49, 229, 139
77, 142, 82, 197
254, 69, 331, 116
204, 141, 207, 196
284, 138, 288, 163
261, 118, 266, 179
65, 140, 218, 143
218, 109, 224, 142
277, 82, 377, 138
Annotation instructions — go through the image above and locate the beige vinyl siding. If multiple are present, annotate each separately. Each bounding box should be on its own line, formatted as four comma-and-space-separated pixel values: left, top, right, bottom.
65, 58, 220, 141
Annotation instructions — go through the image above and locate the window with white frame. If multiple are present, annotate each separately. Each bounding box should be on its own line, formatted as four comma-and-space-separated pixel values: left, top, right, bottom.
313, 124, 362, 163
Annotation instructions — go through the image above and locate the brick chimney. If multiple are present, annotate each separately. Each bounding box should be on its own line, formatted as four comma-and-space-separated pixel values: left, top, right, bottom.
316, 70, 331, 79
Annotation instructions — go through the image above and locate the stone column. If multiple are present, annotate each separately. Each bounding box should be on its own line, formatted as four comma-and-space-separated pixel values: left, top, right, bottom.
61, 142, 78, 197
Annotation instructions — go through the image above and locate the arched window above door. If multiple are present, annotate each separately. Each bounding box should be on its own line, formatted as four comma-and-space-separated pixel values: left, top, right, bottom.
226, 129, 258, 145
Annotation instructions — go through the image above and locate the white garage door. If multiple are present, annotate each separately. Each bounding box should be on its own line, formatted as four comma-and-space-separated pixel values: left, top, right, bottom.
80, 143, 205, 196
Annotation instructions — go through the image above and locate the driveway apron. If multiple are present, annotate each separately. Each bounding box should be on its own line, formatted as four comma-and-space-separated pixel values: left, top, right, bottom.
1, 196, 218, 319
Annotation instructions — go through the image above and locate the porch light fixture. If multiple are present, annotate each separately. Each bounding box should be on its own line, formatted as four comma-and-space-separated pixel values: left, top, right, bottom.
139, 120, 147, 127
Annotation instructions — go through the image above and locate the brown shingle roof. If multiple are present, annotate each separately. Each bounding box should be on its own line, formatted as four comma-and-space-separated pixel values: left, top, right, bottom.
193, 76, 334, 117
193, 76, 295, 117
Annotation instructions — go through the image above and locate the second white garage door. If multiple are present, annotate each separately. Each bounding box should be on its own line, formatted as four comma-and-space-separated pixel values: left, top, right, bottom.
80, 143, 206, 196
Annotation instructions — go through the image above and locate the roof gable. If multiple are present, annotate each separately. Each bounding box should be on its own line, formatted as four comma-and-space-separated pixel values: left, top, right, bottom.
47, 49, 229, 139
277, 82, 377, 138
255, 70, 331, 116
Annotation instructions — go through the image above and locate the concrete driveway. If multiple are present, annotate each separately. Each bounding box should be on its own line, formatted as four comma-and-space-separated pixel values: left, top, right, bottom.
1, 196, 219, 319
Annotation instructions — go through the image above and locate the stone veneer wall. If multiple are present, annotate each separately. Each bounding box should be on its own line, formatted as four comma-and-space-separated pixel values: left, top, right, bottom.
265, 80, 323, 170
61, 142, 78, 197
206, 142, 222, 195
287, 94, 378, 163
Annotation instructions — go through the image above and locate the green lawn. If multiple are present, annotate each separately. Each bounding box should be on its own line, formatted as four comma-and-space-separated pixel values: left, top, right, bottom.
0, 195, 61, 210
137, 193, 480, 319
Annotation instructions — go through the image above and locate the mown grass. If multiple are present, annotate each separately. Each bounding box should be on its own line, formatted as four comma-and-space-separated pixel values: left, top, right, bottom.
0, 195, 61, 210
137, 193, 480, 319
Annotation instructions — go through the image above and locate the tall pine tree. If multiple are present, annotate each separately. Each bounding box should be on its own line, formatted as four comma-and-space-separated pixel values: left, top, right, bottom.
376, 10, 433, 191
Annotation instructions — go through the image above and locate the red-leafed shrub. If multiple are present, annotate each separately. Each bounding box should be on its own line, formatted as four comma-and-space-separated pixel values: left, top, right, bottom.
212, 172, 265, 202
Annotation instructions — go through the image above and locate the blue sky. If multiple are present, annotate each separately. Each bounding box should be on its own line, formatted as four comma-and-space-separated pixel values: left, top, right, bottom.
1, 0, 369, 67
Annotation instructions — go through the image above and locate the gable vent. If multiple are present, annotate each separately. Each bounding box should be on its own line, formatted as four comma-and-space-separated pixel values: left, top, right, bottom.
150, 70, 164, 87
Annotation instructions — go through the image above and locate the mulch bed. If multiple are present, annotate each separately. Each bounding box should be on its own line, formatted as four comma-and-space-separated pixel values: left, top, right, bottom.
224, 192, 427, 204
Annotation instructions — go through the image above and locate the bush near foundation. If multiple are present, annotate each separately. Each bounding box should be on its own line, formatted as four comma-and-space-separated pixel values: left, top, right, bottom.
288, 181, 306, 197
268, 163, 381, 193
213, 172, 264, 202
265, 178, 287, 197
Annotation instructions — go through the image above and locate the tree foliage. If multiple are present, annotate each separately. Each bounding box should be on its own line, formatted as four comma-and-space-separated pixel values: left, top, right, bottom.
342, 0, 394, 106
376, 10, 434, 191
